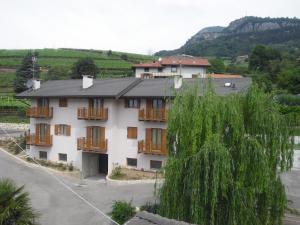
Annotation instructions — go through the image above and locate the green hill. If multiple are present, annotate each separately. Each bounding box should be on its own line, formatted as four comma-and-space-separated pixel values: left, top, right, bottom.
0, 48, 153, 96
156, 16, 300, 58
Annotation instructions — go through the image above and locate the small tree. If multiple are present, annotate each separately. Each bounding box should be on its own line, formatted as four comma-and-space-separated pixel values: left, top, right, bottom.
0, 178, 39, 225
120, 54, 128, 61
70, 58, 98, 79
14, 51, 40, 93
208, 58, 226, 73
159, 83, 294, 225
46, 66, 69, 80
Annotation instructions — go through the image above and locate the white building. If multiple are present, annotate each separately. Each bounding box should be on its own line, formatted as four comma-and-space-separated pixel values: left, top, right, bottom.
17, 76, 251, 177
133, 55, 210, 79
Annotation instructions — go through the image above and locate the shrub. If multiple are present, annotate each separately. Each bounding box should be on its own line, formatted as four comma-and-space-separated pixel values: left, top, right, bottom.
110, 166, 125, 179
111, 200, 135, 224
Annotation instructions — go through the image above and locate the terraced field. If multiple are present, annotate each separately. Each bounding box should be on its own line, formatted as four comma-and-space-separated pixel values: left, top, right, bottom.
0, 48, 153, 96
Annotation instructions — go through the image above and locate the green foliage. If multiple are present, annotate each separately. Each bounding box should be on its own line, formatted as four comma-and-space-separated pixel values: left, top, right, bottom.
249, 45, 282, 77
70, 58, 98, 79
46, 66, 69, 80
208, 58, 226, 73
156, 17, 300, 58
110, 166, 125, 179
0, 178, 39, 225
14, 51, 40, 93
111, 200, 135, 224
277, 64, 300, 94
159, 83, 294, 225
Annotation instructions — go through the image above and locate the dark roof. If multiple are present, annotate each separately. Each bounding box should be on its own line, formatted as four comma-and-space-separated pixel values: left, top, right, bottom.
16, 77, 251, 99
123, 78, 251, 98
16, 78, 140, 98
126, 211, 195, 225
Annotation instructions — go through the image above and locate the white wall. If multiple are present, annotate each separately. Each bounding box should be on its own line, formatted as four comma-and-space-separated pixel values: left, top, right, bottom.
135, 66, 206, 78
28, 97, 167, 175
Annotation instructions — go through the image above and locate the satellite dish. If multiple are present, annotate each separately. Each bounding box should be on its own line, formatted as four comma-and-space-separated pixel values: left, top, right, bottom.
26, 79, 34, 89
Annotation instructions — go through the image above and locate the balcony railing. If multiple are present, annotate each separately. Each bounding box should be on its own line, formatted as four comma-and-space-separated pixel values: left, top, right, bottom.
26, 107, 53, 118
26, 134, 52, 146
139, 108, 168, 122
138, 140, 167, 156
77, 137, 108, 153
77, 107, 108, 120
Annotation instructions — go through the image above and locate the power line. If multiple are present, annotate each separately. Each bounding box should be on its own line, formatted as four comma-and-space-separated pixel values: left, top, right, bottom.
0, 127, 120, 225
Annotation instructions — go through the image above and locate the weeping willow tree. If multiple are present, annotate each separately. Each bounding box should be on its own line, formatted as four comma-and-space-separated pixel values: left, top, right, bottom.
159, 82, 294, 225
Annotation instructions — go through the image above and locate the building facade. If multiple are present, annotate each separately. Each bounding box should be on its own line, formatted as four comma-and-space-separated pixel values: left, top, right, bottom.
18, 76, 251, 177
133, 55, 210, 79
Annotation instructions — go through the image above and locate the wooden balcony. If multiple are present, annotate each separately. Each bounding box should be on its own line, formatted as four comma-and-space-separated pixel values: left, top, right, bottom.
26, 134, 52, 146
138, 140, 167, 156
77, 137, 108, 153
139, 108, 168, 122
77, 107, 108, 121
26, 107, 53, 118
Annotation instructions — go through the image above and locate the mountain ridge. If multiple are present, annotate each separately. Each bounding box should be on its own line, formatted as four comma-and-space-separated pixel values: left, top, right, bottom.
156, 16, 300, 58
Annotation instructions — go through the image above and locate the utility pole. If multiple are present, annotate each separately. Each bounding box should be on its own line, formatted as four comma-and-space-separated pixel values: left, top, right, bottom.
32, 50, 37, 79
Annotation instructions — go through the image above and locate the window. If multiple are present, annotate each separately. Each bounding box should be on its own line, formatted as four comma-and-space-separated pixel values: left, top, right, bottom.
152, 99, 164, 109
59, 98, 68, 107
144, 67, 149, 72
125, 99, 140, 108
92, 127, 100, 146
38, 123, 49, 143
127, 127, 137, 139
37, 98, 49, 107
150, 160, 162, 170
171, 66, 177, 73
127, 158, 137, 167
158, 68, 163, 72
55, 124, 71, 136
39, 151, 47, 159
90, 98, 103, 108
151, 128, 162, 149
59, 153, 67, 161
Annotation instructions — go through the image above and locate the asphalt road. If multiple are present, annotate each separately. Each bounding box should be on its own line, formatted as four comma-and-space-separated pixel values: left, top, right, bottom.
0, 149, 156, 225
0, 148, 299, 225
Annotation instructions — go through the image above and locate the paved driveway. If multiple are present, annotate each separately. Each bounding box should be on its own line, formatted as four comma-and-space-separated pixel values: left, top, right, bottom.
1, 148, 300, 225
0, 149, 156, 225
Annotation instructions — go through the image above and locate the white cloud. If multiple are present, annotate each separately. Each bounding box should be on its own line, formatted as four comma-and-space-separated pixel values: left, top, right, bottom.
0, 0, 299, 54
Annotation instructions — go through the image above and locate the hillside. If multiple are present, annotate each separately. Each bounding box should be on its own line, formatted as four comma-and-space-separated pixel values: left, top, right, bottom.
0, 48, 153, 96
156, 16, 300, 58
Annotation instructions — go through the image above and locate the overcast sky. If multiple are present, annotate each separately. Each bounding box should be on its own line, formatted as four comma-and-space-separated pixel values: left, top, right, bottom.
0, 0, 299, 54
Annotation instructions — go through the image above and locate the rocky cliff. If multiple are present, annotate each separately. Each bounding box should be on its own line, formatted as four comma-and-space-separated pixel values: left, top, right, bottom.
156, 16, 300, 57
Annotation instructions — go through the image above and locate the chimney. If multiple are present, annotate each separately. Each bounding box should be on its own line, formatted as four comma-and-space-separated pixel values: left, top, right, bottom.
174, 75, 183, 89
33, 79, 41, 90
82, 75, 93, 89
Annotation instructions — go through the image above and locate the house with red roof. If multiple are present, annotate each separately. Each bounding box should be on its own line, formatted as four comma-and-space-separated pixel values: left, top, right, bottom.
133, 55, 210, 79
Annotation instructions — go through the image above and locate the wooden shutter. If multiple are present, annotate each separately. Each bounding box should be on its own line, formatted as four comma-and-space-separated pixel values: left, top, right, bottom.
87, 126, 92, 147
146, 99, 152, 111
66, 125, 71, 136
100, 127, 105, 148
54, 125, 59, 135
46, 124, 51, 136
59, 98, 67, 107
100, 127, 105, 141
127, 127, 137, 139
161, 129, 167, 155
145, 128, 151, 152
35, 123, 40, 143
